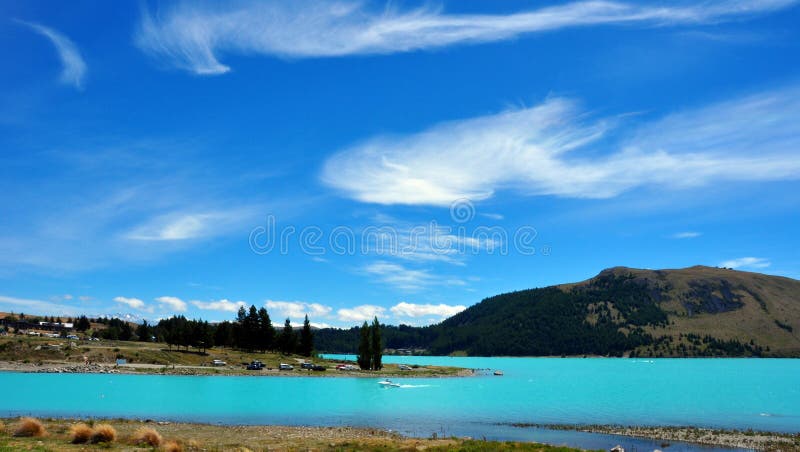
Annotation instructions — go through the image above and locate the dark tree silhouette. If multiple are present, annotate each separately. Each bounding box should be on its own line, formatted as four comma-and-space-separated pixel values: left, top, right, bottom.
299, 314, 314, 357
370, 317, 382, 370
357, 321, 371, 370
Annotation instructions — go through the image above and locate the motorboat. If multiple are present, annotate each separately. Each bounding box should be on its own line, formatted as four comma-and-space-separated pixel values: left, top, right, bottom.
378, 379, 401, 388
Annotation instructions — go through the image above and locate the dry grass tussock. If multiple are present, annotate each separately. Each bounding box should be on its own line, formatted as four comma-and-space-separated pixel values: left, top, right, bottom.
132, 426, 163, 447
90, 423, 117, 443
13, 417, 46, 437
162, 439, 183, 452
68, 423, 93, 444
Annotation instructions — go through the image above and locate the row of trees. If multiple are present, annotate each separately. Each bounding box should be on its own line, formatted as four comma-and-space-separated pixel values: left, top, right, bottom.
26, 305, 318, 357
356, 317, 383, 370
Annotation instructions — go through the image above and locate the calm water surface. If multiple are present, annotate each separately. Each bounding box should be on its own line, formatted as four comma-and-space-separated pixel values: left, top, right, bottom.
3, 357, 798, 451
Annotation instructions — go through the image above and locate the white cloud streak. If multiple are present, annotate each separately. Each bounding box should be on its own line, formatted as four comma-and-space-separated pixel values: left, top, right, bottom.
264, 300, 333, 320
361, 261, 468, 291
323, 86, 800, 206
337, 304, 386, 323
126, 209, 254, 241
191, 299, 247, 312
113, 296, 148, 311
156, 296, 188, 312
390, 302, 466, 319
0, 295, 81, 317
18, 20, 87, 89
672, 231, 702, 239
135, 0, 795, 75
720, 257, 771, 269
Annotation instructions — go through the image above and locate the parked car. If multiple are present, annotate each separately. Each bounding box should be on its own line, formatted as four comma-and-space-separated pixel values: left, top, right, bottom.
246, 360, 263, 370
301, 362, 314, 369
211, 359, 226, 366
398, 364, 412, 371
279, 363, 294, 370
312, 365, 326, 371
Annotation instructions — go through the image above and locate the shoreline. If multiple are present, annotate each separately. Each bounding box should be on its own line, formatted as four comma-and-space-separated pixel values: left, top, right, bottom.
2, 417, 798, 451
0, 417, 577, 451
0, 359, 473, 378
509, 423, 800, 451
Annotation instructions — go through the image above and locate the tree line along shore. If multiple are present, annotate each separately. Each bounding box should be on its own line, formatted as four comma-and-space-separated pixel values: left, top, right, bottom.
0, 307, 417, 375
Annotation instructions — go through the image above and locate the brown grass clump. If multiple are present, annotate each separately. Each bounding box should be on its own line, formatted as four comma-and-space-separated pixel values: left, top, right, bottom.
132, 426, 163, 447
13, 417, 46, 437
68, 423, 93, 443
162, 439, 183, 452
90, 423, 117, 443
0, 420, 5, 435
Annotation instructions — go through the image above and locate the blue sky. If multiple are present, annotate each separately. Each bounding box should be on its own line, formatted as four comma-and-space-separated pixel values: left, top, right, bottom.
1, 0, 799, 328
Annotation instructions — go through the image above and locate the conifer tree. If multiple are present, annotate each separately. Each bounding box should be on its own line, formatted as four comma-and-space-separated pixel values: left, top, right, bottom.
370, 316, 382, 370
299, 314, 314, 357
243, 305, 260, 351
357, 321, 371, 370
257, 307, 275, 352
279, 318, 296, 354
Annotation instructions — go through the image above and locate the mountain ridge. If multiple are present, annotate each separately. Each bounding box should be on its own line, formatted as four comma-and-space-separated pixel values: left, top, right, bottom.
315, 265, 800, 357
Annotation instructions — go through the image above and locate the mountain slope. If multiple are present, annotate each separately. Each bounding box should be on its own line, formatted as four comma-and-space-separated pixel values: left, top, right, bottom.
316, 266, 800, 357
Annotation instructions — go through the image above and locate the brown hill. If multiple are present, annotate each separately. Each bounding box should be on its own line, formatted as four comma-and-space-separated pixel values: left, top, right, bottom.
560, 266, 800, 356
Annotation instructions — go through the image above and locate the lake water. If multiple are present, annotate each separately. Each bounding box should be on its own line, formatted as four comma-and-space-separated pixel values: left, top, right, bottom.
3, 357, 798, 451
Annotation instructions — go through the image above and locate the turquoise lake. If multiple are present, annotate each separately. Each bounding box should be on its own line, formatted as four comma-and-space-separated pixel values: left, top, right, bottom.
3, 357, 799, 451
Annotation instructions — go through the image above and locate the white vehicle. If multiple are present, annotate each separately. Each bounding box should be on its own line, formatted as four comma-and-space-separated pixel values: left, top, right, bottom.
211, 359, 226, 366
398, 364, 412, 371
279, 363, 294, 370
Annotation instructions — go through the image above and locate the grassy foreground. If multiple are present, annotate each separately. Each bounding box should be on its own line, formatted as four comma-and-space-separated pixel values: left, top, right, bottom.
0, 335, 466, 377
0, 417, 588, 451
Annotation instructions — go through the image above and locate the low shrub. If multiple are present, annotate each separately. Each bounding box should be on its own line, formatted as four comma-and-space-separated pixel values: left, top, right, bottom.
0, 420, 5, 435
162, 439, 183, 452
90, 423, 117, 443
132, 426, 163, 447
13, 417, 46, 437
69, 423, 93, 444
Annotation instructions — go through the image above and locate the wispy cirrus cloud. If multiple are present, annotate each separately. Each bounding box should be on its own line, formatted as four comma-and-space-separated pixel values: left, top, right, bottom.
126, 209, 256, 241
135, 0, 795, 75
323, 85, 800, 206
17, 20, 87, 89
0, 295, 81, 317
362, 261, 466, 292
0, 146, 269, 273
720, 256, 771, 269
672, 231, 702, 239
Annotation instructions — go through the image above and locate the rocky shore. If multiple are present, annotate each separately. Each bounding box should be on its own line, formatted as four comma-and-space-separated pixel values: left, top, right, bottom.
0, 360, 472, 377
512, 423, 800, 451
579, 425, 800, 452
